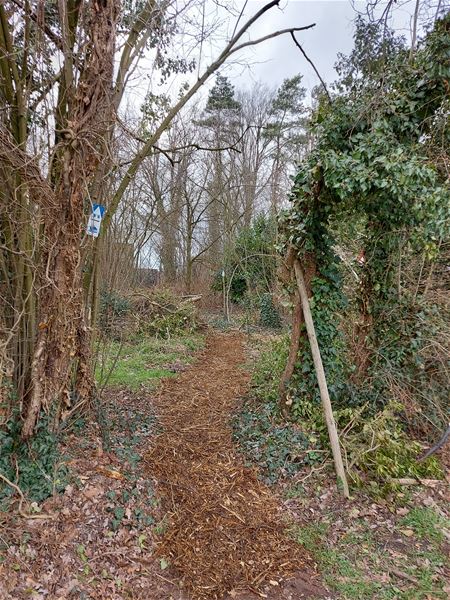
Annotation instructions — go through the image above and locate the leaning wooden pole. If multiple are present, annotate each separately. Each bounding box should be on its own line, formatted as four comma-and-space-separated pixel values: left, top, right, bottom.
293, 258, 350, 498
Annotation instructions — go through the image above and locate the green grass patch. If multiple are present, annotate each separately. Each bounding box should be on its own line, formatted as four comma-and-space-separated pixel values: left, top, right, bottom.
95, 333, 204, 389
292, 509, 449, 599
400, 506, 449, 544
293, 521, 330, 553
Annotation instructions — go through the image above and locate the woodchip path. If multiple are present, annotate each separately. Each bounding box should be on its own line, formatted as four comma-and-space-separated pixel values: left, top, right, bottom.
145, 332, 326, 600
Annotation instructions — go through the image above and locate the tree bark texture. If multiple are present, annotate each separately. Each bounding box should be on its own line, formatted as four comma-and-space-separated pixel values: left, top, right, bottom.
21, 0, 119, 438
278, 290, 303, 414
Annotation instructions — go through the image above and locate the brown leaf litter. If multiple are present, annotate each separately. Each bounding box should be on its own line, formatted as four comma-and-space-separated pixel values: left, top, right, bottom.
145, 332, 324, 599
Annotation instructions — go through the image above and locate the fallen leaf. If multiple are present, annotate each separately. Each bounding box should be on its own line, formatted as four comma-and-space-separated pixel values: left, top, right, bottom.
396, 507, 409, 516
401, 529, 414, 537
84, 486, 103, 500
96, 467, 125, 480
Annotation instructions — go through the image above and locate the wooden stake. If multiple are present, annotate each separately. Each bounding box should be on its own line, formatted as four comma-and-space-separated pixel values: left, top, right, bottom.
293, 259, 350, 498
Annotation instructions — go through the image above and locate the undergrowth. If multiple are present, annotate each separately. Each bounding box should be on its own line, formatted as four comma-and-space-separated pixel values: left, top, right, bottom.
134, 288, 201, 339
95, 396, 158, 532
233, 335, 321, 484
258, 293, 282, 329
0, 413, 69, 506
239, 335, 444, 495
232, 397, 314, 484
292, 506, 449, 599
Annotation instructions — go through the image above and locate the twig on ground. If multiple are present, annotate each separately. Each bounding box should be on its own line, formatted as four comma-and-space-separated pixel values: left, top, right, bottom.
390, 568, 419, 584
294, 458, 330, 484
0, 472, 55, 520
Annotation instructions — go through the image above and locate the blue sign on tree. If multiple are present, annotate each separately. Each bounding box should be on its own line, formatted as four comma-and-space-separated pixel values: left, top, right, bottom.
86, 204, 106, 238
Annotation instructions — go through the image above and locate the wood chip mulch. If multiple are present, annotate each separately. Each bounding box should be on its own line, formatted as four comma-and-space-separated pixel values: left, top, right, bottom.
145, 332, 323, 600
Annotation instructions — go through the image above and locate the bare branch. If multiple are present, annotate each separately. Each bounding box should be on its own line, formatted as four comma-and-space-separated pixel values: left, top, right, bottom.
0, 123, 54, 207
157, 125, 259, 156
230, 24, 316, 56
291, 32, 332, 104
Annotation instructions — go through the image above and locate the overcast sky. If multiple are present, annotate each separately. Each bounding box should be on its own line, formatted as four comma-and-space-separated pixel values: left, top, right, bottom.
123, 0, 448, 113
222, 0, 359, 97
216, 0, 446, 100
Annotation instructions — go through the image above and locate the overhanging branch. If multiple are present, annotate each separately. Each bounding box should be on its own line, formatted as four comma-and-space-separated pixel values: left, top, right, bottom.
291, 32, 332, 104
231, 24, 316, 56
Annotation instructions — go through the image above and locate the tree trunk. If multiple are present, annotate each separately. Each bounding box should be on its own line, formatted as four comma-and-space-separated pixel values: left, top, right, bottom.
278, 291, 303, 414
21, 0, 119, 438
185, 213, 193, 294
159, 205, 178, 283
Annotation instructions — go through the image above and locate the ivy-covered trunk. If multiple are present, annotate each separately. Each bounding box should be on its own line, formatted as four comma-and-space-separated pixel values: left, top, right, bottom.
21, 0, 119, 438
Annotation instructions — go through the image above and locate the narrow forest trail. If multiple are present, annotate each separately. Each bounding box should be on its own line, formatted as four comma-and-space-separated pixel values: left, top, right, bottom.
145, 332, 326, 600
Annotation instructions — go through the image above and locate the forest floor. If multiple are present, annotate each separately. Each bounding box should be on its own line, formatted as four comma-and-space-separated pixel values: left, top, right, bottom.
0, 330, 448, 599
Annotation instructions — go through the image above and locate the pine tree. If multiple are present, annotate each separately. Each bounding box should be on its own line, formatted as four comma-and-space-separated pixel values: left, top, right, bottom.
206, 75, 241, 112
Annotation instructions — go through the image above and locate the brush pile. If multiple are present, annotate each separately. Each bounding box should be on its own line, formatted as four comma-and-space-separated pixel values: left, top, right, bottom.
130, 288, 202, 338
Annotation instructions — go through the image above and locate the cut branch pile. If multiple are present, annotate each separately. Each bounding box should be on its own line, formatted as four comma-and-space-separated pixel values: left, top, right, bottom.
145, 333, 321, 599
130, 289, 202, 336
